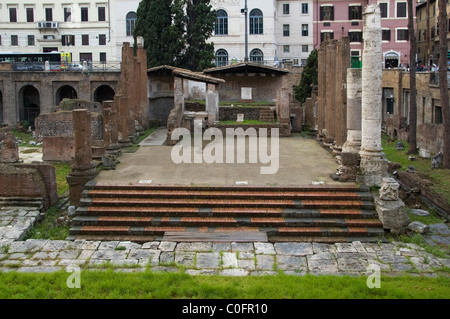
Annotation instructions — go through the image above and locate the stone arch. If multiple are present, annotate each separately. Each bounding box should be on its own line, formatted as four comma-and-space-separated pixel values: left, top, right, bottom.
18, 84, 40, 128
94, 85, 115, 103
56, 85, 78, 106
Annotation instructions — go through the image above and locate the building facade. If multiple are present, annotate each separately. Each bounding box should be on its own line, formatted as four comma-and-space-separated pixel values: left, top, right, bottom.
209, 0, 314, 66
0, 0, 116, 63
313, 0, 414, 68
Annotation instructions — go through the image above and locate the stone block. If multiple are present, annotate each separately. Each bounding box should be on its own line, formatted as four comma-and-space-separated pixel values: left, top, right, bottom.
407, 221, 429, 234
374, 196, 410, 234
340, 152, 359, 166
379, 177, 400, 201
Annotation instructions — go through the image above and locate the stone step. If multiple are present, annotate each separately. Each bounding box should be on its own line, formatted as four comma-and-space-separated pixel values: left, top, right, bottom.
69, 225, 385, 239
77, 206, 377, 219
86, 189, 373, 201
71, 215, 383, 228
87, 182, 366, 193
87, 197, 372, 209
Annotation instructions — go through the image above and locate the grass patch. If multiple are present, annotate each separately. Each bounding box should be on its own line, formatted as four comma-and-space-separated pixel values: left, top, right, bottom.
52, 163, 71, 196
381, 133, 450, 204
23, 206, 69, 241
219, 120, 276, 125
407, 207, 444, 225
393, 234, 449, 258
12, 129, 40, 147
0, 271, 448, 299
122, 127, 158, 153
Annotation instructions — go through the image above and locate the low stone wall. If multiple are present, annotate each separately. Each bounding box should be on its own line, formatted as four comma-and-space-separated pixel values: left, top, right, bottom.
219, 107, 273, 122
213, 123, 290, 137
0, 163, 58, 210
396, 171, 449, 216
43, 136, 75, 162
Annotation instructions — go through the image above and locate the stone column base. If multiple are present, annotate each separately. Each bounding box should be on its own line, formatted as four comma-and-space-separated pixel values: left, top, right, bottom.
66, 163, 98, 205
358, 156, 389, 186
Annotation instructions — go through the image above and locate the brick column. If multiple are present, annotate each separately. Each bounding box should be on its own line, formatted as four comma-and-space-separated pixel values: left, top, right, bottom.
359, 4, 388, 186
116, 94, 132, 147
102, 100, 121, 156
66, 109, 98, 205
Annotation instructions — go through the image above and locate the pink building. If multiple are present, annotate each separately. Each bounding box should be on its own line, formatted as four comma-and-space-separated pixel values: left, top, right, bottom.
313, 0, 414, 68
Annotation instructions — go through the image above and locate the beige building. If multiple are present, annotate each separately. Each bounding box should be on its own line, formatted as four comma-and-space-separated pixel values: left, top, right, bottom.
0, 0, 116, 63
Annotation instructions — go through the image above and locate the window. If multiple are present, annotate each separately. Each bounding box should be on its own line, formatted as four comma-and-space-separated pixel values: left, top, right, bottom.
100, 52, 106, 63
348, 31, 363, 42
82, 34, 89, 45
28, 35, 35, 46
283, 4, 290, 15
98, 7, 106, 21
81, 7, 89, 22
62, 35, 75, 46
283, 45, 290, 53
433, 100, 442, 124
126, 12, 137, 37
349, 5, 362, 20
320, 32, 334, 42
215, 10, 228, 35
64, 7, 72, 22
99, 34, 106, 45
9, 8, 17, 22
215, 49, 228, 67
45, 8, 53, 21
302, 24, 309, 36
0, 36, 2, 46
26, 8, 34, 22
382, 29, 391, 41
250, 9, 263, 35
250, 49, 263, 64
302, 45, 309, 52
320, 6, 334, 21
302, 3, 309, 14
11, 35, 18, 46
397, 29, 409, 41
283, 24, 290, 36
380, 3, 388, 18
396, 2, 407, 18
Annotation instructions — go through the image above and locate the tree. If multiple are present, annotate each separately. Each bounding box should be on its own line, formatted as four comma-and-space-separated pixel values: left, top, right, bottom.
407, 0, 418, 154
182, 0, 216, 71
134, 0, 178, 68
294, 49, 318, 103
438, 0, 449, 168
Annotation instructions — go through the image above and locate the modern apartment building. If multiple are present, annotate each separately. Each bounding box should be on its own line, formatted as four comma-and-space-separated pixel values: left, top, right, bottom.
313, 0, 415, 68
209, 0, 314, 66
0, 0, 115, 63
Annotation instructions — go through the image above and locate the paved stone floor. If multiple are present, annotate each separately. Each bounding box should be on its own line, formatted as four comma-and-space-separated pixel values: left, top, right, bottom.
1, 206, 449, 276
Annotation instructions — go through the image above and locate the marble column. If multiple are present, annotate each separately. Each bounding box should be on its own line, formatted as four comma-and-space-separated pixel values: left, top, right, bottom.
359, 4, 388, 186
342, 68, 362, 153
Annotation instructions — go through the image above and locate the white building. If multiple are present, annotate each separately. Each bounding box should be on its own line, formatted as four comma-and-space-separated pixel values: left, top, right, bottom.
209, 0, 314, 66
0, 0, 116, 63
0, 0, 314, 67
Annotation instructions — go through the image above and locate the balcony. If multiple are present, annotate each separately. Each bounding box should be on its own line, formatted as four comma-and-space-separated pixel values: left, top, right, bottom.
37, 21, 59, 29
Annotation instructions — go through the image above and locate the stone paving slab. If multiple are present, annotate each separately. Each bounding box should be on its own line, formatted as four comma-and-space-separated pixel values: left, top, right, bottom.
0, 206, 448, 276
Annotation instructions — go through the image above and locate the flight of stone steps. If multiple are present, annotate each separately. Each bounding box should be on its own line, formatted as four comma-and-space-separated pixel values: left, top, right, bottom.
67, 182, 386, 243
259, 108, 275, 122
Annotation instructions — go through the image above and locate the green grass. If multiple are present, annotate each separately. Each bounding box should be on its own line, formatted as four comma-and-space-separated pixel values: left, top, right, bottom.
219, 101, 276, 108
0, 271, 448, 299
12, 129, 41, 147
219, 120, 276, 125
407, 207, 444, 226
23, 206, 70, 241
52, 163, 71, 196
122, 127, 158, 153
393, 233, 449, 258
382, 133, 450, 205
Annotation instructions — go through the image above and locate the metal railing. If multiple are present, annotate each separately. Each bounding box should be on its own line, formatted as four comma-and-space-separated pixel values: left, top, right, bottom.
214, 59, 303, 68
9, 61, 121, 72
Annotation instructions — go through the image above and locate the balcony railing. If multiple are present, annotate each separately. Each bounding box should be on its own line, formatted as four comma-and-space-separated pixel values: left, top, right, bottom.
37, 21, 59, 29
9, 61, 121, 72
